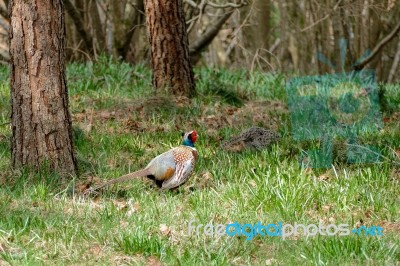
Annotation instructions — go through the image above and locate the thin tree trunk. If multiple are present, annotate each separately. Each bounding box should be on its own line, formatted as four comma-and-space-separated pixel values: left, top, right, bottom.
88, 0, 105, 54
144, 0, 195, 97
116, 0, 144, 59
388, 38, 400, 83
9, 0, 77, 174
64, 0, 94, 56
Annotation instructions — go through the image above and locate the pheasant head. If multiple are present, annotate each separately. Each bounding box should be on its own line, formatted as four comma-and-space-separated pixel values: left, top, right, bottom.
182, 130, 197, 147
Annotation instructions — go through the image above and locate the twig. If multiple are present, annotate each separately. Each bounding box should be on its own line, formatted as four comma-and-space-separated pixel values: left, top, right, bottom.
250, 48, 275, 72
184, 0, 247, 9
119, 1, 144, 59
66, 42, 93, 61
184, 0, 198, 8
184, 0, 247, 33
186, 14, 200, 33
64, 0, 94, 54
207, 0, 248, 8
301, 0, 343, 32
269, 38, 281, 54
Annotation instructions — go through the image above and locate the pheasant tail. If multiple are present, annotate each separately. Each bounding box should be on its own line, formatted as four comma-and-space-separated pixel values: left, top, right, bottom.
92, 168, 151, 191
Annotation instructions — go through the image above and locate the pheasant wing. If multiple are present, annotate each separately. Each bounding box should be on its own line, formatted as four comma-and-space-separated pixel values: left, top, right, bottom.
161, 159, 193, 189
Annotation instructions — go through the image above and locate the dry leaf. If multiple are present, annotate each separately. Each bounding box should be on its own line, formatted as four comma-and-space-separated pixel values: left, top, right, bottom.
354, 220, 363, 228
364, 209, 373, 218
126, 200, 140, 217
0, 259, 11, 266
380, 221, 400, 233
100, 110, 115, 119
322, 205, 332, 213
89, 244, 102, 256
119, 220, 128, 229
159, 224, 171, 237
249, 180, 257, 187
265, 258, 276, 265
79, 175, 102, 194
395, 149, 400, 158
198, 171, 214, 188
114, 200, 128, 211
317, 173, 330, 181
147, 256, 163, 266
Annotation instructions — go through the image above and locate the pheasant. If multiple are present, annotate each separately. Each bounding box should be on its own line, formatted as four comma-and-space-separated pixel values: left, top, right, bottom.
221, 126, 280, 151
88, 131, 198, 193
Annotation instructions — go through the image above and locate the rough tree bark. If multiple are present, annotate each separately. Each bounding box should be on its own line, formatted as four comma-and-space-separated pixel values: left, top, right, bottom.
9, 0, 77, 174
144, 0, 195, 97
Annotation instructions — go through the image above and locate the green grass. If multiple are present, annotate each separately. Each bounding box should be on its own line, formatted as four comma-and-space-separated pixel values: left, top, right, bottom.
0, 57, 399, 265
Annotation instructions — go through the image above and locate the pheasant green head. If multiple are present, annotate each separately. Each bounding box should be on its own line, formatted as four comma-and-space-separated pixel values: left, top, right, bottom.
182, 130, 197, 147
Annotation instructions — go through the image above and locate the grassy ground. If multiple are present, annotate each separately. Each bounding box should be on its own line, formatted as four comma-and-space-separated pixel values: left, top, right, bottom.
0, 57, 399, 265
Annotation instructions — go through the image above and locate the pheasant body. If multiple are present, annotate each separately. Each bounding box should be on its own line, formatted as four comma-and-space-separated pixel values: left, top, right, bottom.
90, 131, 198, 192
145, 145, 198, 189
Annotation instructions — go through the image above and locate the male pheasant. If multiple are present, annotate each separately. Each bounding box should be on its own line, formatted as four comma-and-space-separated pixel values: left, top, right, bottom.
89, 131, 198, 192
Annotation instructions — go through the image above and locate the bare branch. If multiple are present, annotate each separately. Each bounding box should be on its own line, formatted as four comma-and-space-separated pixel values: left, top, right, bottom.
301, 0, 343, 32
186, 14, 200, 33
119, 1, 144, 59
184, 0, 198, 8
64, 0, 94, 54
184, 0, 247, 10
189, 9, 234, 64
184, 0, 246, 34
353, 20, 400, 71
269, 38, 281, 54
207, 0, 247, 8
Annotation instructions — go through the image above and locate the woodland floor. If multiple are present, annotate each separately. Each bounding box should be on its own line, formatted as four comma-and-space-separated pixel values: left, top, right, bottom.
0, 57, 399, 265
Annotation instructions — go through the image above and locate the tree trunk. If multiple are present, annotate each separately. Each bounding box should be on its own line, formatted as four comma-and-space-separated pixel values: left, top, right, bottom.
87, 0, 104, 55
144, 0, 195, 97
9, 0, 77, 175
